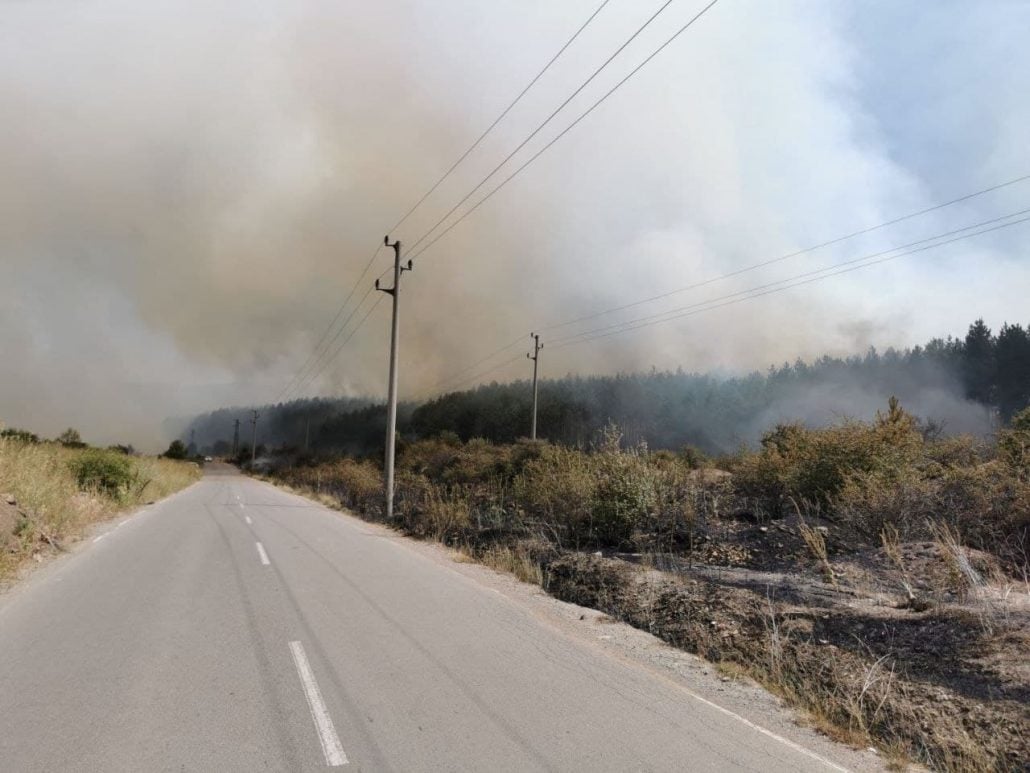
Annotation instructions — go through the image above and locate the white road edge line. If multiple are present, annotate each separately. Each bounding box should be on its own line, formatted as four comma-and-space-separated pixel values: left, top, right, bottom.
289, 640, 348, 767
245, 515, 253, 525
255, 541, 271, 566
673, 683, 850, 772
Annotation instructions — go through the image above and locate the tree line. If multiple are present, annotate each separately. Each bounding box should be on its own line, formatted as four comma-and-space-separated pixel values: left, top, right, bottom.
183, 319, 1029, 456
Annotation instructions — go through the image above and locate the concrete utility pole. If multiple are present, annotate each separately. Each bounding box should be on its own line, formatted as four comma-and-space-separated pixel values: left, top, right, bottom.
528, 333, 543, 440
232, 419, 240, 458
250, 410, 260, 463
376, 235, 413, 520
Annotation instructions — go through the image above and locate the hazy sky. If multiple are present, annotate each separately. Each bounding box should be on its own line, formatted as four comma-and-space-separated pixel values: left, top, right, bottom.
1, 0, 1028, 449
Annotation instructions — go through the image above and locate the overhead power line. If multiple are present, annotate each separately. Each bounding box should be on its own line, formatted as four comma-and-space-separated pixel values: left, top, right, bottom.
551, 210, 1030, 349
425, 353, 527, 397
273, 244, 384, 404
274, 3, 616, 405
407, 0, 722, 263
428, 175, 1029, 396
286, 291, 385, 401
280, 283, 377, 401
388, 0, 614, 236
406, 0, 715, 257
416, 334, 530, 397
540, 172, 1030, 333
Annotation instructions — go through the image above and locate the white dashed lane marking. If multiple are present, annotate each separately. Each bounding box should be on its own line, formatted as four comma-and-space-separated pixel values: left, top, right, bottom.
289, 641, 348, 766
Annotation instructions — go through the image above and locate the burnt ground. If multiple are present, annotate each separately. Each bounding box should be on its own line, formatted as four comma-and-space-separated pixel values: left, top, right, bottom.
554, 514, 1030, 771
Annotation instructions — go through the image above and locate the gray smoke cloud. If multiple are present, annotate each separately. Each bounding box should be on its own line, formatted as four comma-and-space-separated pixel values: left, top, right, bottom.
1, 0, 1028, 450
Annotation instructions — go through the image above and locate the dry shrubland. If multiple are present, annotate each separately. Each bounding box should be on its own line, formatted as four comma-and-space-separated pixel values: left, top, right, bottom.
269, 401, 1030, 771
0, 437, 201, 581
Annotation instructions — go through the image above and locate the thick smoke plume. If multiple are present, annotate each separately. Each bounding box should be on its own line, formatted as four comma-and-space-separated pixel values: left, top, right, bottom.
1, 1, 1027, 449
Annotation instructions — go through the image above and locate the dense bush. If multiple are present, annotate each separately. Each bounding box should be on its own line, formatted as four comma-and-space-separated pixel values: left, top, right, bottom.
270, 398, 1029, 572
163, 440, 188, 460
589, 429, 657, 546
997, 406, 1030, 478
280, 458, 384, 516
515, 444, 596, 546
733, 397, 923, 518
68, 450, 134, 498
0, 428, 40, 444
396, 482, 471, 540
57, 428, 87, 449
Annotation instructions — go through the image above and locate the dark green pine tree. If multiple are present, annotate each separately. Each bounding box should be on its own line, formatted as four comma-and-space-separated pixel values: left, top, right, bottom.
961, 318, 997, 405
994, 322, 1030, 420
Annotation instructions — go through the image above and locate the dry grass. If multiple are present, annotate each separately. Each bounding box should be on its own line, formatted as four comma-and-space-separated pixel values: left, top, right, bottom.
793, 501, 838, 588
415, 484, 472, 540
475, 545, 545, 585
0, 437, 200, 581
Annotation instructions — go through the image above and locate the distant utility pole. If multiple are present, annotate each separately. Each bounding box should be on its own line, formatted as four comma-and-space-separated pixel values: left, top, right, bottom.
304, 417, 310, 453
232, 419, 240, 457
376, 235, 413, 520
528, 332, 543, 440
250, 410, 260, 463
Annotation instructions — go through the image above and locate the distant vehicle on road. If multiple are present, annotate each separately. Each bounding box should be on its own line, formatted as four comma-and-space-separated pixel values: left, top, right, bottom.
203, 456, 213, 462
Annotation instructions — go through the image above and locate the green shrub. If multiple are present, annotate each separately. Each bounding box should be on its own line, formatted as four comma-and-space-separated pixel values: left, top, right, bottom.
399, 438, 461, 479
514, 427, 660, 549
68, 450, 134, 498
163, 440, 188, 460
734, 398, 924, 518
590, 444, 657, 547
515, 444, 595, 547
57, 428, 87, 448
400, 437, 519, 486
997, 407, 1030, 479
680, 444, 709, 470
0, 428, 39, 444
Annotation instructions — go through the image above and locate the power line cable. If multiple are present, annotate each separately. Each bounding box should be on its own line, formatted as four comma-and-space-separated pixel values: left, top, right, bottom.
551, 208, 1030, 345
280, 239, 411, 403
405, 0, 706, 256
277, 2, 620, 404
273, 244, 384, 403
427, 179, 1029, 398
417, 335, 530, 397
282, 283, 379, 401
283, 285, 381, 400
288, 293, 386, 400
425, 353, 528, 397
388, 0, 615, 236
276, 0, 717, 404
407, 0, 721, 263
552, 211, 1030, 348
540, 172, 1030, 333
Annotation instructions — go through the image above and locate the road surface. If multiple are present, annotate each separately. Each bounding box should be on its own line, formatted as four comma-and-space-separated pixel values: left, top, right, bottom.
0, 466, 878, 772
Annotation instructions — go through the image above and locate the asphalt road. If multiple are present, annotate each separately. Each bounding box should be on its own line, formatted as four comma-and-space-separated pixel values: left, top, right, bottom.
0, 467, 872, 772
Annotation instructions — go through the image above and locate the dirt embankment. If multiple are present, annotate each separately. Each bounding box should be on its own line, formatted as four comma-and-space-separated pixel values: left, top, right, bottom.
540, 549, 1028, 773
